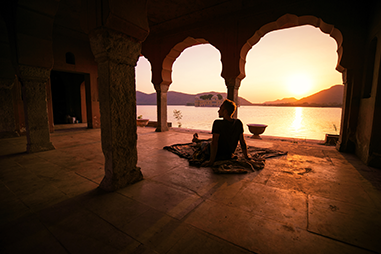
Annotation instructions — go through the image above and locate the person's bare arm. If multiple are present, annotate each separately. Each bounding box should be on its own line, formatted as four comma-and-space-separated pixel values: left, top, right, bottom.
202, 133, 219, 166
239, 133, 249, 160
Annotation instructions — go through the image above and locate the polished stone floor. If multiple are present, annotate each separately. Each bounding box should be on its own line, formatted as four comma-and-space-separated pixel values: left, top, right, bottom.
1, 126, 380, 254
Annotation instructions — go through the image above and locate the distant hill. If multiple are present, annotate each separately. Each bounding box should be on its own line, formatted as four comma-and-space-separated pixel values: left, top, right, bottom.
136, 91, 253, 106
137, 85, 344, 107
136, 91, 157, 105
263, 97, 298, 105
297, 85, 344, 106
263, 85, 344, 107
136, 91, 192, 105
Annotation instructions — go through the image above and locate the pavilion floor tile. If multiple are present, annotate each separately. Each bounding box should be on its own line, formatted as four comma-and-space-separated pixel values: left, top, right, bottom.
40, 205, 138, 253
137, 128, 192, 150
58, 142, 103, 162
1, 214, 68, 254
33, 149, 88, 170
118, 179, 203, 220
1, 167, 68, 212
9, 153, 41, 167
251, 165, 274, 184
228, 182, 308, 229
308, 195, 381, 253
17, 184, 67, 212
0, 181, 31, 226
150, 162, 222, 196
185, 199, 373, 254
23, 161, 66, 180
50, 129, 100, 149
120, 207, 190, 253
266, 171, 375, 207
362, 183, 381, 210
83, 191, 152, 229
1, 127, 381, 253
137, 149, 189, 179
167, 225, 253, 254
73, 160, 105, 184
204, 176, 252, 204
51, 172, 99, 197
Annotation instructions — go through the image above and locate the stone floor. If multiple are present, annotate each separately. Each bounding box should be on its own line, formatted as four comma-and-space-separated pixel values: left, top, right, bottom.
1, 126, 381, 254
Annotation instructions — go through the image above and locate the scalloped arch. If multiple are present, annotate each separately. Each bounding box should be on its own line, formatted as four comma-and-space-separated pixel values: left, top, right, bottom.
239, 14, 344, 80
161, 37, 210, 86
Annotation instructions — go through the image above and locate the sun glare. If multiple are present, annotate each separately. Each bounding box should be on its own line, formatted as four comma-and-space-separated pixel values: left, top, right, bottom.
286, 73, 313, 96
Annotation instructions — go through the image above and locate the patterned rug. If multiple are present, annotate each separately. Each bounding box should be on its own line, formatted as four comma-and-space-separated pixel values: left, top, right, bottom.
163, 142, 287, 174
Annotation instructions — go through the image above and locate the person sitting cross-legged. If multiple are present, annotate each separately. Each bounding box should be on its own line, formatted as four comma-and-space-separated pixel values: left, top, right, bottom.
192, 99, 249, 167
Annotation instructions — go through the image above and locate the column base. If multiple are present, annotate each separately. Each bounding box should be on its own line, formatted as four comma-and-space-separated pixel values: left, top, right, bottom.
27, 142, 55, 153
0, 131, 20, 139
99, 166, 143, 192
155, 126, 169, 132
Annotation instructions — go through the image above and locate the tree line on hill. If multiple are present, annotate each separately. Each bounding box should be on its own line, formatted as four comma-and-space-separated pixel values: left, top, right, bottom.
199, 94, 223, 100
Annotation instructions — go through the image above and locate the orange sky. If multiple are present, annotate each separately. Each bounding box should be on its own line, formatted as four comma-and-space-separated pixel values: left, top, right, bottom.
136, 25, 343, 103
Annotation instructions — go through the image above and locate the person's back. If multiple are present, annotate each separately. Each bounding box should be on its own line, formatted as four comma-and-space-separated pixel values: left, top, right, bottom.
212, 118, 244, 160
201, 99, 249, 166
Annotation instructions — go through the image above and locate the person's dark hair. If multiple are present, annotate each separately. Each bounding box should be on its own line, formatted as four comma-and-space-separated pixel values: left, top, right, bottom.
221, 99, 237, 116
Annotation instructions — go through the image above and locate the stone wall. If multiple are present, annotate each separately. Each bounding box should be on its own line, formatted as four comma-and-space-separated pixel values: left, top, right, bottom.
355, 3, 381, 166
51, 23, 100, 129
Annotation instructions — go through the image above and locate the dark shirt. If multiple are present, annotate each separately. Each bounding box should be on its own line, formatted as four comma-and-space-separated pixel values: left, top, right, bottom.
212, 119, 244, 160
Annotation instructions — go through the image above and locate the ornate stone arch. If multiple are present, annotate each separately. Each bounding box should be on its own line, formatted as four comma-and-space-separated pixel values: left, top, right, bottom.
161, 37, 213, 86
239, 13, 344, 80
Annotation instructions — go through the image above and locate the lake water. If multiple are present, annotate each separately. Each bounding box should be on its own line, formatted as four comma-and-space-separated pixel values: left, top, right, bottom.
137, 105, 341, 141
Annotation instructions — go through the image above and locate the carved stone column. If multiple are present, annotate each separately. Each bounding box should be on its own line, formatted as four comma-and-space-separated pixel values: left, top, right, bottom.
89, 27, 143, 191
18, 65, 54, 153
225, 77, 241, 118
336, 68, 359, 153
0, 79, 18, 138
155, 84, 169, 132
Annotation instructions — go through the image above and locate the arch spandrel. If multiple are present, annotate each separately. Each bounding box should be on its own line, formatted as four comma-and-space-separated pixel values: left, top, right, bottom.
240, 14, 344, 80
159, 36, 216, 87
276, 13, 299, 28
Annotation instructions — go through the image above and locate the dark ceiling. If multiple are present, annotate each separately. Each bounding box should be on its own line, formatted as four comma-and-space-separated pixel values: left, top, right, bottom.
146, 0, 240, 34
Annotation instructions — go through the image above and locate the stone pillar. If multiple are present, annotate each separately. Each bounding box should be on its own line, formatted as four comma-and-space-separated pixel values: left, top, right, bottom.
89, 27, 143, 191
18, 65, 54, 153
0, 79, 18, 138
155, 84, 169, 132
46, 78, 54, 133
337, 68, 360, 153
225, 77, 241, 118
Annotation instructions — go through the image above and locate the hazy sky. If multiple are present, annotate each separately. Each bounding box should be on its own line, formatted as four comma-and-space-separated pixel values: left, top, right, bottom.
136, 25, 343, 103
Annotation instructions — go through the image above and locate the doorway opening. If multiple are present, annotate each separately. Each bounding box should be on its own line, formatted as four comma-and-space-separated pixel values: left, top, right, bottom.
50, 71, 87, 128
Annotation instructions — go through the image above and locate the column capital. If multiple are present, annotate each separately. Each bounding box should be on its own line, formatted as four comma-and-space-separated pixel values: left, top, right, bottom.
89, 27, 142, 66
224, 77, 241, 90
0, 78, 15, 90
18, 65, 51, 82
154, 84, 169, 93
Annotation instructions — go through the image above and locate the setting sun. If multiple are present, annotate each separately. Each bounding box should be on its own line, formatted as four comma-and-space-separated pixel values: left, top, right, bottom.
286, 73, 313, 96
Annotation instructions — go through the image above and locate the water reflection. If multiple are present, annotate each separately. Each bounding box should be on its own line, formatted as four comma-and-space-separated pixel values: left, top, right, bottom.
291, 107, 302, 132
137, 105, 342, 140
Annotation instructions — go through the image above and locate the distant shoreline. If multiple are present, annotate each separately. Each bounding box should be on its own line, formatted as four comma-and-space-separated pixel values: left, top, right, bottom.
252, 104, 342, 108
137, 85, 344, 107
137, 104, 342, 108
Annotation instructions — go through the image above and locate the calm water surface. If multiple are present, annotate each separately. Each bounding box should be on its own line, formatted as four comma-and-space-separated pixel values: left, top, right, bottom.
137, 105, 341, 141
